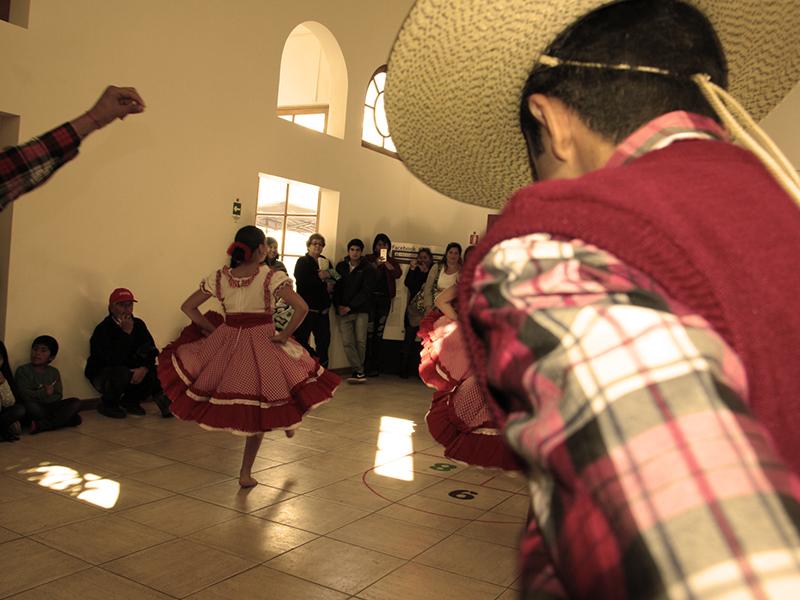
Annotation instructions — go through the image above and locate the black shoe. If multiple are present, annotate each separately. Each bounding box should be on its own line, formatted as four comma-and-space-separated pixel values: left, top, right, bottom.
123, 403, 146, 416
153, 393, 173, 418
98, 405, 126, 419
67, 414, 82, 427
347, 371, 367, 384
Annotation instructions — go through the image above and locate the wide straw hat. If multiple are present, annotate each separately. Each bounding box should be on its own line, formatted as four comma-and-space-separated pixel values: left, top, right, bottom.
385, 0, 800, 208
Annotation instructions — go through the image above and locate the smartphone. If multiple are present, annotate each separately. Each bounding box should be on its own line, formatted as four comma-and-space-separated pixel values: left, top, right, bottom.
379, 248, 388, 261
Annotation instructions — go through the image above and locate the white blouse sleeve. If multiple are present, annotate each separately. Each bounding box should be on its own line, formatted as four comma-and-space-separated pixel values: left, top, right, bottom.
200, 269, 220, 297
268, 270, 294, 299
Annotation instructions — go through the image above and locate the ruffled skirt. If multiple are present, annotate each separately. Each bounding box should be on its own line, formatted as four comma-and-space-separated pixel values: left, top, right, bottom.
419, 310, 520, 470
158, 311, 340, 435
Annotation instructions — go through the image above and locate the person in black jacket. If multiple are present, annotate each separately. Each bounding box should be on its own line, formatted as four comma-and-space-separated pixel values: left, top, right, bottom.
293, 233, 332, 367
85, 288, 171, 419
333, 239, 376, 383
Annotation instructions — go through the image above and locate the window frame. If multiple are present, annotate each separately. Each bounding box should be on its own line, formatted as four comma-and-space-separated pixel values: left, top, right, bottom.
361, 65, 398, 158
277, 104, 329, 134
255, 176, 322, 271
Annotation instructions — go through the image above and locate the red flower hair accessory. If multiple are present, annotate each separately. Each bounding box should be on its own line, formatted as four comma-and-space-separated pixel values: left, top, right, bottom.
226, 241, 253, 261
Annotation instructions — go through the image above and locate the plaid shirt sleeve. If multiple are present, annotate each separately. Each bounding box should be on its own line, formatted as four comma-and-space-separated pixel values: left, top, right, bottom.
469, 233, 800, 599
0, 123, 81, 211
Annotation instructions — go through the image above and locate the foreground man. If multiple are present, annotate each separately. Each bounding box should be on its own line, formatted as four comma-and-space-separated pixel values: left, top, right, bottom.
386, 0, 800, 597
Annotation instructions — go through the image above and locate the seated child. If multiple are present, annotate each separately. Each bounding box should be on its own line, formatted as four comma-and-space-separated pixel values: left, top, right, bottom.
0, 341, 25, 442
15, 335, 81, 433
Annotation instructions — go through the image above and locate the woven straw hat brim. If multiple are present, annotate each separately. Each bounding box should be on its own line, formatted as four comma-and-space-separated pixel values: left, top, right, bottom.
385, 0, 800, 208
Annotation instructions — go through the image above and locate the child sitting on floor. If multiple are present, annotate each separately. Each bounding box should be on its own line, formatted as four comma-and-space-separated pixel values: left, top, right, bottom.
15, 335, 81, 433
0, 341, 24, 442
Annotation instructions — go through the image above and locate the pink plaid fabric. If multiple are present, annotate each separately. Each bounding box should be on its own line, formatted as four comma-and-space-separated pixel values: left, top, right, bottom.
467, 115, 800, 598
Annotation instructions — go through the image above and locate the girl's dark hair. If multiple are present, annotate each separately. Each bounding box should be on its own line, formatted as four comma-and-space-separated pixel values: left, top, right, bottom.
0, 341, 19, 399
347, 238, 365, 251
230, 226, 265, 268
417, 247, 433, 259
372, 233, 392, 253
462, 245, 476, 265
520, 0, 727, 159
441, 242, 463, 265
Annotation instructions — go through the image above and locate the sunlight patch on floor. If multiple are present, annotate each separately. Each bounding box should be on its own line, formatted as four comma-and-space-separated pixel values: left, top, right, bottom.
22, 463, 121, 509
373, 416, 415, 481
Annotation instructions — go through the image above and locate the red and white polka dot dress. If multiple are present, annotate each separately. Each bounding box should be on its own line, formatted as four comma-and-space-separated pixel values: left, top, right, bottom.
158, 266, 340, 435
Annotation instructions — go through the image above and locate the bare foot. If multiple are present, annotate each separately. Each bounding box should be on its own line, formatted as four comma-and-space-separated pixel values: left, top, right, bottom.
285, 429, 296, 438
239, 475, 258, 488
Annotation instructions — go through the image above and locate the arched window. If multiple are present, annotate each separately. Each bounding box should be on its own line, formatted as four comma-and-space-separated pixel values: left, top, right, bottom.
361, 66, 397, 157
277, 22, 347, 139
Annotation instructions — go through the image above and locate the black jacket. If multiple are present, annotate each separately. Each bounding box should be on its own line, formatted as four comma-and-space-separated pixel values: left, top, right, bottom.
404, 266, 429, 303
294, 254, 331, 310
85, 315, 158, 380
333, 259, 376, 313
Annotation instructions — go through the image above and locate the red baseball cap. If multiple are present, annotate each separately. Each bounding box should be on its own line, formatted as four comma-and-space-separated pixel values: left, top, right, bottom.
109, 288, 138, 304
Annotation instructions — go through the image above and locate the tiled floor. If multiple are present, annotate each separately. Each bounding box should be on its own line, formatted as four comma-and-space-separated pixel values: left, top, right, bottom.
0, 377, 526, 599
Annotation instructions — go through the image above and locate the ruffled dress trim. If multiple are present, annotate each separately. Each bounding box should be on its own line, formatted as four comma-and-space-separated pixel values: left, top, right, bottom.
419, 310, 521, 470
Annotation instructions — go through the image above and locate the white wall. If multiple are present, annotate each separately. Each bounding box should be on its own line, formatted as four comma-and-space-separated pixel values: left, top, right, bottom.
0, 0, 495, 397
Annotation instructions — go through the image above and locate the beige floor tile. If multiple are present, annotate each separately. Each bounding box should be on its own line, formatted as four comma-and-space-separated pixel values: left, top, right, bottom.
415, 478, 512, 511
305, 479, 406, 511
183, 448, 280, 477
358, 468, 441, 495
267, 537, 404, 595
0, 526, 20, 543
10, 567, 173, 599
274, 429, 353, 452
189, 515, 317, 562
136, 438, 218, 462
83, 447, 176, 475
253, 462, 348, 493
186, 479, 297, 513
376, 494, 484, 533
395, 453, 468, 479
0, 474, 39, 503
105, 538, 255, 598
182, 430, 247, 449
415, 535, 519, 586
256, 440, 325, 463
292, 453, 374, 477
253, 494, 369, 534
84, 426, 174, 448
496, 589, 519, 599
0, 492, 102, 534
467, 469, 528, 493
102, 476, 176, 512
492, 493, 531, 518
118, 495, 239, 536
456, 512, 525, 548
33, 515, 174, 564
0, 538, 89, 597
126, 462, 232, 492
358, 561, 504, 600
187, 565, 348, 600
328, 514, 449, 559
31, 434, 124, 462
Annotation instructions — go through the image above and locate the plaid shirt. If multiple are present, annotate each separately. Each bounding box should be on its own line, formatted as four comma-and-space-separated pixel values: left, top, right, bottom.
0, 123, 81, 211
469, 113, 800, 598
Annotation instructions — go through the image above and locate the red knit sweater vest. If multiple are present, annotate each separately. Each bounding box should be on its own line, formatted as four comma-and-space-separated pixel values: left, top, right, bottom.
461, 140, 800, 474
